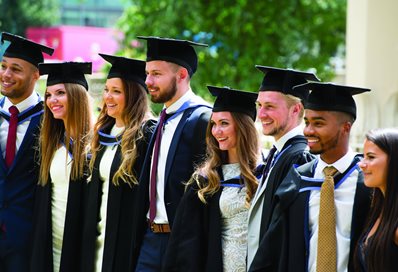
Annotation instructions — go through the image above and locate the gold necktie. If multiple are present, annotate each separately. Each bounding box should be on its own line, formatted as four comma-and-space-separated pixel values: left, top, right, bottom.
317, 166, 338, 272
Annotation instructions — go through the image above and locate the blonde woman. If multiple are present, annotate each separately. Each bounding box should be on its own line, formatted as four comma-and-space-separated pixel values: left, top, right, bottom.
164, 86, 261, 272
81, 54, 155, 272
31, 62, 93, 272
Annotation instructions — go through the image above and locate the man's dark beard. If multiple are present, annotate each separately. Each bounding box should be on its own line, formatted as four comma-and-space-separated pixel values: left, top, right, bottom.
150, 77, 177, 104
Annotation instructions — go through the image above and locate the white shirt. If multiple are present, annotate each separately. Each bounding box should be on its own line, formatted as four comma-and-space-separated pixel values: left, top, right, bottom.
147, 90, 208, 224
308, 150, 358, 272
94, 125, 124, 272
0, 92, 41, 158
247, 125, 303, 268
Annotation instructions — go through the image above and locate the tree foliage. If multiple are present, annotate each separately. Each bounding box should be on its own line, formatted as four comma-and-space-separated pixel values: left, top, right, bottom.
117, 0, 346, 99
0, 0, 59, 36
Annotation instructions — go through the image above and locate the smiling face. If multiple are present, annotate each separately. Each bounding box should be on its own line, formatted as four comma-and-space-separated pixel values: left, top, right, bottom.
45, 83, 68, 123
358, 139, 388, 194
0, 56, 39, 104
211, 111, 238, 163
145, 60, 180, 107
304, 109, 351, 163
103, 77, 126, 127
256, 91, 300, 141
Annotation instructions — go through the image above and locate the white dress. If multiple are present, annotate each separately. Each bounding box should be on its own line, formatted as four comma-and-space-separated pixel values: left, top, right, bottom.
51, 145, 72, 272
94, 125, 124, 272
219, 163, 248, 272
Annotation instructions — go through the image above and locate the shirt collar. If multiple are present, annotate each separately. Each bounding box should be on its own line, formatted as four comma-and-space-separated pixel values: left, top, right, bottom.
165, 89, 194, 114
274, 125, 303, 152
3, 91, 40, 112
317, 149, 357, 175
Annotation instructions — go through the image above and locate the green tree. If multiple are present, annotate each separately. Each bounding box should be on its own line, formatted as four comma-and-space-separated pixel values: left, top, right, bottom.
117, 0, 346, 100
0, 0, 59, 36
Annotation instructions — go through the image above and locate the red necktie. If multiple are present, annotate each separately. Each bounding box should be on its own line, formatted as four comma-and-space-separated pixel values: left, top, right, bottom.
149, 109, 167, 222
5, 106, 19, 168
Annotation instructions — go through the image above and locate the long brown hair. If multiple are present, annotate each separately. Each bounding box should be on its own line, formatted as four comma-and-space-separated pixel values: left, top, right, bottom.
90, 79, 152, 186
39, 83, 92, 186
191, 112, 259, 207
358, 128, 398, 272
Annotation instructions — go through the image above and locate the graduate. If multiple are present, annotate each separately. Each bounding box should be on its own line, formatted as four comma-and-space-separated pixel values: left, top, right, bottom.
0, 32, 54, 271
134, 36, 211, 271
163, 86, 261, 272
356, 128, 398, 272
81, 54, 155, 272
247, 66, 318, 270
31, 61, 93, 272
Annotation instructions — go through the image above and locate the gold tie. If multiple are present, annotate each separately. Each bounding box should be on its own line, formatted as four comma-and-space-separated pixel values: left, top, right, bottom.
317, 166, 338, 272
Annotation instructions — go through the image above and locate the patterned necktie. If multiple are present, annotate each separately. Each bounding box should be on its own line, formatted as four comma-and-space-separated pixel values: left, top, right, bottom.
5, 106, 19, 168
317, 166, 339, 272
260, 145, 277, 187
149, 109, 167, 223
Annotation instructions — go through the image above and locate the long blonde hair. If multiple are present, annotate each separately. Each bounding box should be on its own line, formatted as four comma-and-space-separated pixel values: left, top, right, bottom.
90, 79, 152, 186
191, 112, 259, 207
39, 83, 92, 186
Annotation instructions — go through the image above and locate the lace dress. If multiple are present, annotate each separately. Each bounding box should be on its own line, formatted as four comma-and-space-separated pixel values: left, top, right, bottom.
219, 163, 248, 272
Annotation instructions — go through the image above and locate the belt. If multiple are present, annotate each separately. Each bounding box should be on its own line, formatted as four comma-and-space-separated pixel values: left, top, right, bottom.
148, 221, 171, 233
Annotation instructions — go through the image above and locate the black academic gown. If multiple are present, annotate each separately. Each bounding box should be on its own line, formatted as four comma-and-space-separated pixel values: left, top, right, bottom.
81, 120, 155, 272
249, 156, 372, 272
30, 165, 88, 272
248, 135, 314, 272
258, 135, 314, 237
163, 165, 264, 272
162, 180, 223, 272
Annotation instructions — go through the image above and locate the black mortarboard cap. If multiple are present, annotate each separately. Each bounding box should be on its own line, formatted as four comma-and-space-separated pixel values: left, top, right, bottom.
99, 53, 147, 90
137, 36, 208, 77
39, 62, 92, 90
255, 65, 320, 101
207, 85, 258, 121
1, 32, 54, 67
0, 33, 11, 61
294, 82, 371, 119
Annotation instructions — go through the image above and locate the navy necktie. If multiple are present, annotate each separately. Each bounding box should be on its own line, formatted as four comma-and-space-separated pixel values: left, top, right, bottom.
260, 145, 277, 186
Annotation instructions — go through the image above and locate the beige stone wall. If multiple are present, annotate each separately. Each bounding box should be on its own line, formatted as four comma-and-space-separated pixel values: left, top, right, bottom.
346, 0, 398, 150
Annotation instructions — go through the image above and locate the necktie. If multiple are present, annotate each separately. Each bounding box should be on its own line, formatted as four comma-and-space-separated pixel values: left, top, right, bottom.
317, 166, 339, 272
149, 109, 167, 223
5, 106, 19, 168
260, 145, 277, 187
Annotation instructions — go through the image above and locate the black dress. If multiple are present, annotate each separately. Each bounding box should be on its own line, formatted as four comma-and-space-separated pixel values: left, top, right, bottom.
357, 228, 398, 272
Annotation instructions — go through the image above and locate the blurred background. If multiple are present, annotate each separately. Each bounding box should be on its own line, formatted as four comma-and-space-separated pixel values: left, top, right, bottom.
1, 0, 397, 149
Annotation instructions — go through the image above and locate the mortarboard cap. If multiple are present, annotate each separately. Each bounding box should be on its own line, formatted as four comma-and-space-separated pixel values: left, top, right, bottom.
294, 82, 371, 119
0, 33, 11, 61
207, 85, 258, 121
255, 65, 320, 101
99, 53, 147, 90
39, 62, 92, 90
1, 32, 54, 67
137, 36, 208, 77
